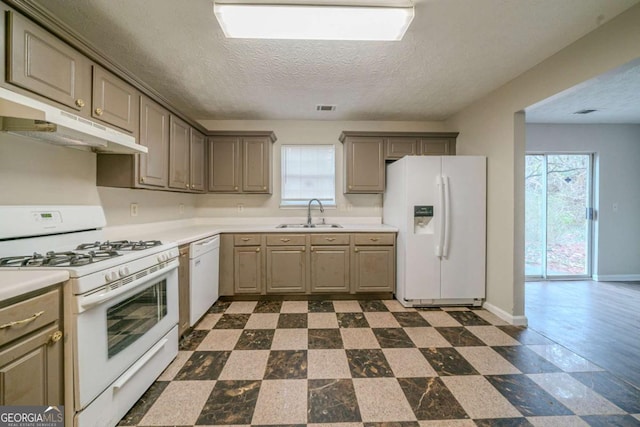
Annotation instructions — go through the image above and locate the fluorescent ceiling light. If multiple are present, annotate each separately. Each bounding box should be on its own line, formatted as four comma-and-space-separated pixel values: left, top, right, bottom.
213, 3, 414, 41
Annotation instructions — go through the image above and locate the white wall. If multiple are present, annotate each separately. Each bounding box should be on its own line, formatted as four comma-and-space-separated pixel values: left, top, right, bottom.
446, 4, 640, 322
197, 119, 447, 219
526, 124, 640, 280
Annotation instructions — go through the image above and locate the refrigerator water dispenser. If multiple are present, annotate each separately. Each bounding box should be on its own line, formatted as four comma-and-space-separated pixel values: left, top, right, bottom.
414, 205, 433, 234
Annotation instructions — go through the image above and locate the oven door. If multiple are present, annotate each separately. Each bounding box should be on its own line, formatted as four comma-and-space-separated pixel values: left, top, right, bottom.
74, 260, 178, 409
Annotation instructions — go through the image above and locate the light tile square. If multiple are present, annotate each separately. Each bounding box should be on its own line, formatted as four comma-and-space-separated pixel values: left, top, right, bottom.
139, 380, 215, 425
404, 327, 452, 348
251, 379, 308, 424
157, 350, 192, 381
364, 312, 401, 328
218, 350, 269, 380
225, 301, 258, 313
245, 313, 279, 329
281, 300, 309, 313
308, 312, 339, 328
466, 326, 522, 346
333, 300, 363, 313
527, 344, 604, 372
418, 311, 461, 327
442, 307, 470, 311
308, 424, 363, 427
197, 329, 242, 351
455, 346, 520, 375
353, 377, 416, 422
383, 300, 416, 312
340, 328, 380, 349
419, 421, 477, 426
527, 416, 590, 426
271, 328, 309, 350
194, 313, 222, 330
441, 375, 522, 419
528, 373, 626, 415
308, 349, 351, 379
382, 348, 437, 377
473, 309, 510, 325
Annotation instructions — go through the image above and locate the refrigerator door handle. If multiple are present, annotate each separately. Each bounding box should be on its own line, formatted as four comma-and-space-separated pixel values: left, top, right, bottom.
436, 175, 445, 257
443, 175, 451, 258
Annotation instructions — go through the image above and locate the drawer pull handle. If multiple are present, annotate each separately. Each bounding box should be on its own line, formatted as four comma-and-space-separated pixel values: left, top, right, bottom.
311, 247, 315, 252
0, 311, 45, 329
354, 248, 359, 252
325, 237, 335, 241
280, 238, 290, 242
256, 247, 260, 252
302, 247, 306, 252
241, 238, 251, 241
370, 238, 379, 242
50, 330, 63, 344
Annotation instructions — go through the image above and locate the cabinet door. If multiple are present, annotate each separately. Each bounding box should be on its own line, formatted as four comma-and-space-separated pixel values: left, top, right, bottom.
190, 130, 206, 192
420, 138, 455, 155
138, 95, 169, 188
242, 137, 270, 193
169, 115, 191, 190
266, 246, 306, 293
234, 246, 262, 293
385, 137, 418, 160
178, 245, 190, 336
6, 12, 90, 112
310, 246, 349, 292
0, 324, 62, 405
353, 246, 394, 292
92, 66, 138, 132
209, 137, 240, 192
344, 137, 385, 193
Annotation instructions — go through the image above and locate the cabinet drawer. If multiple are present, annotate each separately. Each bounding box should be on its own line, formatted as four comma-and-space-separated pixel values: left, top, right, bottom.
354, 234, 395, 246
0, 289, 60, 347
310, 234, 350, 246
266, 234, 306, 246
234, 234, 262, 246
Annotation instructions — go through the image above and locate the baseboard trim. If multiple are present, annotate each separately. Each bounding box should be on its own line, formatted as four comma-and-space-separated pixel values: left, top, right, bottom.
593, 274, 640, 282
483, 302, 528, 326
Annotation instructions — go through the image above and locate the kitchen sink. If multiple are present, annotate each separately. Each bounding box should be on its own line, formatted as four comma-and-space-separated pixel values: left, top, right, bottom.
276, 223, 342, 228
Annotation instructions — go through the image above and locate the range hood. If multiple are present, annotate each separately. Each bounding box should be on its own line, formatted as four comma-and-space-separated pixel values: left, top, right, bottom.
0, 87, 147, 154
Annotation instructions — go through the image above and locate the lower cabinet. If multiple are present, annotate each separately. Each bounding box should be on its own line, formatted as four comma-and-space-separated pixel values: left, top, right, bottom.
310, 246, 350, 292
353, 246, 395, 292
266, 246, 306, 293
234, 246, 263, 294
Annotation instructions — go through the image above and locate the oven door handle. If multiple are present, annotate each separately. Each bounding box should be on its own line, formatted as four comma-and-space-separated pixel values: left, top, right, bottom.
79, 259, 178, 310
112, 337, 169, 391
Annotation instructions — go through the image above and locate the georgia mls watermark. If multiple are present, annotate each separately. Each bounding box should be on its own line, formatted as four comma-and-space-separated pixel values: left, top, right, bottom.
0, 406, 63, 427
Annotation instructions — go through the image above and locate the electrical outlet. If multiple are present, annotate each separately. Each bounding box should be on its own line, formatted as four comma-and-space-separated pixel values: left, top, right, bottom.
237, 204, 244, 213
130, 203, 138, 217
179, 204, 185, 215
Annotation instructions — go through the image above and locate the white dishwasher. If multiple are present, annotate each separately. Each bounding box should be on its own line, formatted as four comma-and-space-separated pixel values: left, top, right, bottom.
189, 234, 220, 326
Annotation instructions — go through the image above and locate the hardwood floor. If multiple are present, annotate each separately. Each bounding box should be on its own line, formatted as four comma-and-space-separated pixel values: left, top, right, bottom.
526, 280, 640, 389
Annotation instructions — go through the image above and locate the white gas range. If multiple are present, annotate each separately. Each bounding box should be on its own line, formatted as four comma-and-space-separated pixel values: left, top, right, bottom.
0, 206, 179, 427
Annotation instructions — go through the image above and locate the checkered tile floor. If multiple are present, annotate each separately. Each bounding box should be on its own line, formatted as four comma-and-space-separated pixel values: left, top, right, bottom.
118, 300, 640, 426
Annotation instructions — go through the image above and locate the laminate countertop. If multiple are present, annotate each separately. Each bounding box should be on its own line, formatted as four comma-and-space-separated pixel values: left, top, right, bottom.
0, 270, 69, 303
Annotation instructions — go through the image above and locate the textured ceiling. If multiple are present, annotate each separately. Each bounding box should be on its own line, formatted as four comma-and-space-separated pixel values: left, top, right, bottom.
31, 0, 640, 121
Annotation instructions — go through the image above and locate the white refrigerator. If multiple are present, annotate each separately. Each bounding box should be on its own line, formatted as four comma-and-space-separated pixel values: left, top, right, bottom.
383, 155, 486, 307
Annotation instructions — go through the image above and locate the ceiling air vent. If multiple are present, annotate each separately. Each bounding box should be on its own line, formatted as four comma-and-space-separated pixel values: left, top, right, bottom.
573, 109, 598, 115
316, 104, 336, 112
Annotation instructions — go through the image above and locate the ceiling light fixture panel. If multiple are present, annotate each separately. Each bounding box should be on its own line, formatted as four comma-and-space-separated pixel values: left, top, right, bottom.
213, 2, 414, 41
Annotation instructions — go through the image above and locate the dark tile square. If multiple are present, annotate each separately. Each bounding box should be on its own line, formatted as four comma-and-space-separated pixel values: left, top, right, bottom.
254, 300, 282, 313
213, 313, 251, 329
195, 380, 260, 425
474, 418, 534, 427
415, 307, 443, 311
337, 312, 370, 328
308, 379, 361, 423
392, 312, 430, 327
359, 300, 389, 312
117, 381, 168, 425
580, 415, 640, 426
346, 349, 393, 377
174, 351, 231, 380
309, 300, 335, 312
419, 347, 479, 376
264, 350, 307, 379
446, 310, 491, 326
234, 329, 275, 350
497, 325, 554, 345
207, 300, 231, 313
278, 313, 308, 328
309, 328, 344, 349
373, 328, 415, 348
492, 346, 562, 373
435, 327, 486, 346
178, 329, 209, 350
571, 371, 640, 413
486, 374, 573, 416
398, 377, 468, 420
363, 423, 420, 427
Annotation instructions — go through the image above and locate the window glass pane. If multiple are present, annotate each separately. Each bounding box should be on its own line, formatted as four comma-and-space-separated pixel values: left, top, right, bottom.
281, 145, 335, 206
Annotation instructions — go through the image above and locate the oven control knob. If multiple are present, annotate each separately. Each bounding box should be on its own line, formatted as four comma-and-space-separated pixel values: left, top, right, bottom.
119, 267, 130, 277
111, 271, 119, 281
104, 273, 111, 282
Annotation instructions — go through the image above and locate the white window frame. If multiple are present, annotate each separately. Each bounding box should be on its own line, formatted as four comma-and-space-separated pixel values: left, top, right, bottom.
280, 144, 336, 208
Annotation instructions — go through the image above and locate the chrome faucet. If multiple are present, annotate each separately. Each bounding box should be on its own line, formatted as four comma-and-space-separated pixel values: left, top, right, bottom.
307, 199, 324, 227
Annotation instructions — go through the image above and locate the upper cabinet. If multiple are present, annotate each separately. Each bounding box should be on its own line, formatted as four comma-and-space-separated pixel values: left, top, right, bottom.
138, 96, 170, 188
92, 66, 139, 133
208, 132, 276, 194
169, 115, 191, 191
190, 130, 206, 192
340, 131, 458, 194
5, 11, 91, 113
